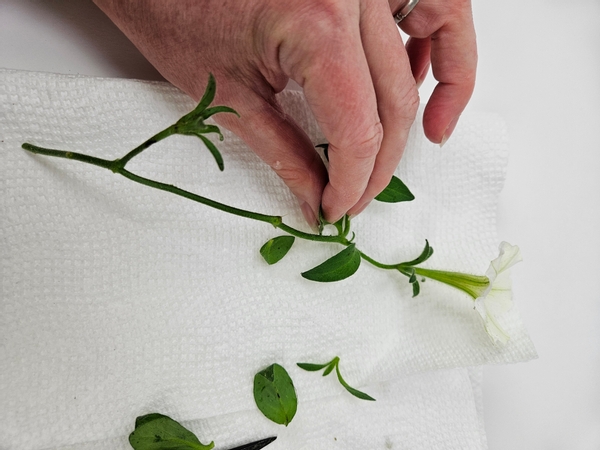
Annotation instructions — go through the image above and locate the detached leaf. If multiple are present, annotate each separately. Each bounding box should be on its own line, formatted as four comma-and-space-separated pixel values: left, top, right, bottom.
298, 357, 375, 401
322, 360, 337, 376
374, 176, 415, 203
129, 413, 214, 450
296, 362, 330, 372
254, 364, 297, 426
301, 244, 361, 282
260, 236, 295, 265
335, 364, 376, 401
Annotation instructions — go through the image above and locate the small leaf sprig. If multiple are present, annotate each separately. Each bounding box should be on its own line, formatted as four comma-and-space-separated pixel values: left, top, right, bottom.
297, 356, 375, 401
21, 73, 434, 295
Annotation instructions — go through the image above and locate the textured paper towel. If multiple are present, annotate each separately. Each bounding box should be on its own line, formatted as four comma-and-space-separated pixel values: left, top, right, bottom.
0, 69, 535, 449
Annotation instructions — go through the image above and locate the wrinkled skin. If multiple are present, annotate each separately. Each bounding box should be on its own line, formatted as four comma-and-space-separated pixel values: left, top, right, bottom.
94, 0, 476, 225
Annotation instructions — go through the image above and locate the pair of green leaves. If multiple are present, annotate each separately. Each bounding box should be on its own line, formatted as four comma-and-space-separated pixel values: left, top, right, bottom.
129, 413, 214, 450
260, 237, 362, 283
297, 357, 375, 401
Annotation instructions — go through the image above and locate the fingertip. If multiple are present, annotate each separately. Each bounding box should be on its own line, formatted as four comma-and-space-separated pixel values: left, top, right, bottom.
439, 115, 460, 147
300, 201, 320, 231
422, 86, 469, 144
347, 199, 371, 218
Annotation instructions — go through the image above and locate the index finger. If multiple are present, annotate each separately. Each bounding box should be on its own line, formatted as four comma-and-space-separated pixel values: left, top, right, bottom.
281, 5, 383, 223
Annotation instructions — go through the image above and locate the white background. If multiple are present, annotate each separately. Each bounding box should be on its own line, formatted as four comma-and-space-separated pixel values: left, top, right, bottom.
1, 0, 599, 448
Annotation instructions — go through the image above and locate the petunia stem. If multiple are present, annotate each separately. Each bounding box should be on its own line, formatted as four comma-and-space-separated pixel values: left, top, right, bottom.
22, 143, 116, 171
115, 126, 177, 169
21, 142, 347, 244
22, 144, 414, 275
357, 251, 399, 270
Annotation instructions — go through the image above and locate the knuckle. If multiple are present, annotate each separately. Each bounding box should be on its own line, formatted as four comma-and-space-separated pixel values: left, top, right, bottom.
301, 0, 347, 28
383, 87, 420, 131
271, 152, 324, 193
400, 89, 421, 119
336, 121, 384, 161
287, 0, 350, 43
273, 164, 306, 189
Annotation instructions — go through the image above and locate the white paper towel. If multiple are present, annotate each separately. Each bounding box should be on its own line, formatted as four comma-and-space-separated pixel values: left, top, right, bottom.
0, 69, 535, 449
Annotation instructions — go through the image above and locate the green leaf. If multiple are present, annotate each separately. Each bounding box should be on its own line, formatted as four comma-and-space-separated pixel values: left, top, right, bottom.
195, 73, 217, 113
322, 360, 337, 376
374, 176, 415, 203
198, 124, 224, 141
296, 362, 330, 371
129, 413, 214, 450
253, 363, 298, 426
200, 106, 239, 120
260, 236, 295, 265
411, 279, 420, 297
400, 240, 434, 267
301, 244, 361, 282
335, 365, 376, 401
298, 357, 373, 400
297, 356, 339, 374
197, 135, 224, 171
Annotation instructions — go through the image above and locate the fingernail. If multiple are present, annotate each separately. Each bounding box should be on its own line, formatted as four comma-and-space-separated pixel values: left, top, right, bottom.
348, 200, 370, 218
440, 116, 460, 148
300, 202, 319, 231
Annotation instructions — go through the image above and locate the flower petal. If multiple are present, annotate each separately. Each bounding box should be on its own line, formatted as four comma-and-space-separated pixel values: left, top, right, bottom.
475, 299, 511, 345
486, 242, 522, 282
475, 242, 522, 345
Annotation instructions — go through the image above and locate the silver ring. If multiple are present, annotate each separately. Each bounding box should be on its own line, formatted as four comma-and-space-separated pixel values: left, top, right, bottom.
393, 0, 419, 24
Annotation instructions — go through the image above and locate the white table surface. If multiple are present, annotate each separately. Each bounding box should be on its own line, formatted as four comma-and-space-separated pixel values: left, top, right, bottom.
1, 1, 599, 449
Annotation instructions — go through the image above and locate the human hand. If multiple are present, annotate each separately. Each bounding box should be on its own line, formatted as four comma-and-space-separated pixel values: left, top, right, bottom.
94, 0, 475, 226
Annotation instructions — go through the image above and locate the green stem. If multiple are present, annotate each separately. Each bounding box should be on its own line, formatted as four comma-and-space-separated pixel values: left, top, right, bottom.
358, 251, 399, 270
118, 168, 280, 224
21, 143, 346, 244
277, 223, 344, 243
116, 126, 177, 168
22, 143, 116, 171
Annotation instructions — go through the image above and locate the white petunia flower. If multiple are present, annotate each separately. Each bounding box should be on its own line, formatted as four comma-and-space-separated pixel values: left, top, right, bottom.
474, 242, 522, 344
413, 242, 522, 344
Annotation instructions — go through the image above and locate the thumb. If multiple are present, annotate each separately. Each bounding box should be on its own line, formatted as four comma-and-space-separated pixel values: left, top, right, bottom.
211, 82, 327, 228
